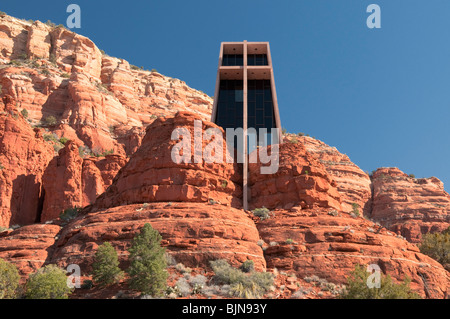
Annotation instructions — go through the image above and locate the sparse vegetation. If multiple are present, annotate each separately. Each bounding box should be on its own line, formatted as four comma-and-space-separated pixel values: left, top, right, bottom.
127, 223, 168, 296
20, 108, 28, 118
252, 207, 272, 221
0, 258, 20, 299
221, 180, 228, 188
60, 207, 81, 222
419, 227, 450, 271
44, 115, 57, 126
210, 259, 273, 299
409, 174, 416, 179
61, 72, 70, 78
45, 20, 56, 28
130, 65, 143, 71
59, 137, 69, 145
351, 203, 360, 217
286, 238, 294, 245
239, 260, 254, 273
339, 264, 420, 299
92, 242, 124, 287
151, 69, 158, 73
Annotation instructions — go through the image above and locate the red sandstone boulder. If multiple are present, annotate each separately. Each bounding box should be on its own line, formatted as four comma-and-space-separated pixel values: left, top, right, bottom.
0, 223, 61, 277
92, 111, 242, 210
298, 136, 372, 215
370, 167, 450, 242
51, 202, 265, 272
257, 207, 449, 299
249, 142, 342, 211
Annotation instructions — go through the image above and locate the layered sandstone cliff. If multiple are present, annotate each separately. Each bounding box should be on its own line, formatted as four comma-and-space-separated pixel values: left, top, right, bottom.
370, 167, 450, 243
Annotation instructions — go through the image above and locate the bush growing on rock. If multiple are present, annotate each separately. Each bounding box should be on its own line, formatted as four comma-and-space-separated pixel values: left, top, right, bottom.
252, 207, 272, 220
339, 264, 420, 299
210, 259, 273, 299
419, 227, 450, 271
25, 264, 73, 299
127, 223, 168, 296
92, 242, 124, 287
0, 258, 20, 299
44, 115, 57, 126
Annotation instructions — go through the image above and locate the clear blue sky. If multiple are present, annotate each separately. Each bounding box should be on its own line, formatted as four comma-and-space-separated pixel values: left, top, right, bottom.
3, 0, 450, 190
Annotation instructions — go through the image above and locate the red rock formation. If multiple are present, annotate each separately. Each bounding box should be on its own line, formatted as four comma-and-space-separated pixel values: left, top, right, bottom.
370, 167, 450, 243
257, 207, 449, 299
41, 141, 127, 222
0, 223, 61, 277
297, 136, 372, 215
93, 111, 242, 210
0, 96, 54, 227
51, 202, 265, 273
0, 14, 213, 157
249, 142, 342, 211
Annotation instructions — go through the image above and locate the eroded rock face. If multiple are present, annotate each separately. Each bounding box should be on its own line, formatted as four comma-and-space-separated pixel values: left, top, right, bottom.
299, 136, 372, 215
0, 14, 213, 156
0, 223, 61, 277
41, 141, 127, 222
93, 111, 242, 210
51, 202, 265, 272
370, 167, 450, 243
257, 207, 449, 299
249, 142, 342, 211
0, 97, 54, 227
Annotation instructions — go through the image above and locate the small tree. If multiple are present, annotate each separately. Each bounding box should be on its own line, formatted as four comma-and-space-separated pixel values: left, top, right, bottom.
25, 264, 72, 299
44, 115, 57, 126
339, 264, 420, 299
0, 258, 20, 299
92, 242, 123, 287
21, 109, 28, 118
127, 223, 168, 296
419, 227, 450, 271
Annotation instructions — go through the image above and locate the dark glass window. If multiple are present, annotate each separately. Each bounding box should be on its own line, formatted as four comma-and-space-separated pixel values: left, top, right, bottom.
247, 54, 268, 66
222, 54, 244, 66
215, 79, 276, 150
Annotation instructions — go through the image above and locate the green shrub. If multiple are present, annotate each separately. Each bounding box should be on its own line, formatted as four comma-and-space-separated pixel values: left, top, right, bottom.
10, 60, 22, 66
0, 258, 20, 299
60, 207, 81, 222
210, 259, 273, 299
127, 223, 168, 296
44, 115, 57, 126
25, 264, 72, 299
61, 73, 70, 78
21, 108, 28, 118
81, 279, 93, 290
351, 203, 360, 217
40, 68, 51, 76
339, 264, 420, 299
239, 260, 254, 273
409, 174, 416, 179
151, 69, 158, 73
419, 227, 450, 271
130, 65, 142, 71
92, 242, 123, 287
252, 207, 272, 221
45, 20, 56, 28
59, 137, 69, 145
18, 53, 28, 60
